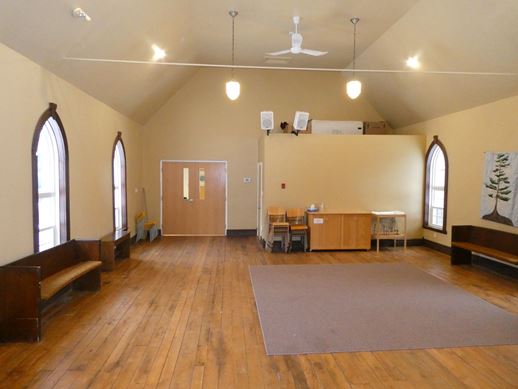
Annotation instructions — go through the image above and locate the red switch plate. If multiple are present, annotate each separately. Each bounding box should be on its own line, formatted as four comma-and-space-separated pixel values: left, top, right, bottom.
281, 183, 286, 189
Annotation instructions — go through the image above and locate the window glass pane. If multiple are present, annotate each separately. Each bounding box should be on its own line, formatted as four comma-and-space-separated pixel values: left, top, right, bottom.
199, 168, 206, 200
427, 144, 446, 229
37, 127, 57, 194
431, 190, 444, 208
36, 119, 63, 251
183, 168, 190, 199
39, 229, 55, 252
38, 196, 57, 229
113, 140, 125, 230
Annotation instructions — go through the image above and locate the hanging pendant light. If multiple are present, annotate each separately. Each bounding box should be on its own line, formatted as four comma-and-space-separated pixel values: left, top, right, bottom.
226, 10, 240, 101
346, 17, 362, 100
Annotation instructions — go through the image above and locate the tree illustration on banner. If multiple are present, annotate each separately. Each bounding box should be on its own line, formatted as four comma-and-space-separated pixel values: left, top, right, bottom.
481, 152, 517, 226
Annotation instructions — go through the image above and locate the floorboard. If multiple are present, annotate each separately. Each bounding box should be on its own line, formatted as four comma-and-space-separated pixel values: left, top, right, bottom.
1, 236, 517, 389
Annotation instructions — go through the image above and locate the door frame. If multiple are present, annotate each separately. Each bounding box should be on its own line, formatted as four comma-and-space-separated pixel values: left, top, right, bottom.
257, 162, 263, 237
160, 160, 228, 236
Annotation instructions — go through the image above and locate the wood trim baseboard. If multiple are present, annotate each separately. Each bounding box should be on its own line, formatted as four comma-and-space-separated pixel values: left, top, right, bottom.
227, 229, 257, 237
423, 239, 451, 255
370, 238, 424, 248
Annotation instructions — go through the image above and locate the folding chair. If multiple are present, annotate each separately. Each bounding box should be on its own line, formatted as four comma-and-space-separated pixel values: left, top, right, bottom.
135, 212, 159, 243
266, 207, 290, 252
287, 208, 308, 252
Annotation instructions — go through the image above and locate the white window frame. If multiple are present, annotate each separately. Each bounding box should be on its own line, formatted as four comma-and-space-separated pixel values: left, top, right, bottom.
112, 133, 127, 231
424, 137, 448, 233
32, 103, 69, 253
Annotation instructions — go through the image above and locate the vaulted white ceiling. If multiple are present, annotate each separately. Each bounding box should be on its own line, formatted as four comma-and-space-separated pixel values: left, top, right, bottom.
1, 0, 517, 127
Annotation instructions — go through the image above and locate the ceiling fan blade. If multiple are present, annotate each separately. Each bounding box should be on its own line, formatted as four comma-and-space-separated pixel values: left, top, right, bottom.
266, 49, 292, 56
300, 49, 328, 56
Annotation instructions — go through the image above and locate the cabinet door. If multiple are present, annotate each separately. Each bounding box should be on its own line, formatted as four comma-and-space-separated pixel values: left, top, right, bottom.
355, 214, 372, 249
342, 214, 372, 249
309, 214, 342, 250
341, 215, 357, 249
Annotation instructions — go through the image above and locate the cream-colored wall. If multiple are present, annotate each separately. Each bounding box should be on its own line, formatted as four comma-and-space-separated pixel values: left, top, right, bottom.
261, 134, 426, 239
143, 68, 384, 230
397, 94, 518, 247
0, 43, 142, 265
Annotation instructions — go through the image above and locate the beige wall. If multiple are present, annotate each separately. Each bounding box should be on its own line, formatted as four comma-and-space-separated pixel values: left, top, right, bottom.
261, 134, 426, 239
397, 94, 518, 247
0, 43, 142, 265
143, 68, 384, 230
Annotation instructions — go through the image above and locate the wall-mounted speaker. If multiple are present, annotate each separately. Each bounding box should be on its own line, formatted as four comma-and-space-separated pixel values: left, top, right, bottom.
260, 111, 274, 130
293, 111, 310, 131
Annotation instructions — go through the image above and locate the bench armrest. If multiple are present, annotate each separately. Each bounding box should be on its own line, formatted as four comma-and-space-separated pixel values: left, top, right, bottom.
0, 266, 41, 322
76, 240, 100, 261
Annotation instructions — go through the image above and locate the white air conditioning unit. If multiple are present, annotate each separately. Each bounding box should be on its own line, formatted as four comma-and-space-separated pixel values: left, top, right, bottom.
311, 120, 363, 135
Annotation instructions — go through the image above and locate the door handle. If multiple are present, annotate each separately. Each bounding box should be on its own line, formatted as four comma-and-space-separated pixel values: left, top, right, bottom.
183, 197, 194, 202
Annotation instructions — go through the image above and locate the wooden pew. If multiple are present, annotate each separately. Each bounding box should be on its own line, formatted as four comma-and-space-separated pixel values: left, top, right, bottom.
451, 225, 518, 266
0, 240, 101, 342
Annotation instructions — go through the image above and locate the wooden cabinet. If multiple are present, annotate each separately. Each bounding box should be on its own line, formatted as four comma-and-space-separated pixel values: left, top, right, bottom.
308, 214, 343, 250
307, 212, 371, 251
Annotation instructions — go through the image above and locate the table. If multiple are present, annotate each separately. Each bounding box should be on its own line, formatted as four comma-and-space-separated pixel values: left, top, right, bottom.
371, 211, 407, 253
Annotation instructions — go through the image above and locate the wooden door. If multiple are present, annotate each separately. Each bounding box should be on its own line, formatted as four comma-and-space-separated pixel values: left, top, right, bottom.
309, 214, 342, 250
162, 161, 226, 235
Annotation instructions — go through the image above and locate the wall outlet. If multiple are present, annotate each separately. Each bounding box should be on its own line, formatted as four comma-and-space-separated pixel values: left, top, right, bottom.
243, 177, 252, 183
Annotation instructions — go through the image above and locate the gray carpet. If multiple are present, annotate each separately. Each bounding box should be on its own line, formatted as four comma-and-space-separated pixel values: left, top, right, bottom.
249, 263, 518, 355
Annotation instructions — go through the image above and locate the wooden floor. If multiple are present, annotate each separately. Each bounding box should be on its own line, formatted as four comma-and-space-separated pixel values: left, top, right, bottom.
1, 237, 518, 389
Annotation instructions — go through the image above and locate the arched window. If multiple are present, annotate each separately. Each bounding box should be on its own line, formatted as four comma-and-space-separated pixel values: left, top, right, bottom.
32, 103, 69, 252
424, 136, 449, 233
112, 132, 127, 231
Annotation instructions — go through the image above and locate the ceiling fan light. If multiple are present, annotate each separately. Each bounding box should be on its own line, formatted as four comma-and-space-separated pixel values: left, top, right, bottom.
226, 80, 241, 100
346, 80, 362, 99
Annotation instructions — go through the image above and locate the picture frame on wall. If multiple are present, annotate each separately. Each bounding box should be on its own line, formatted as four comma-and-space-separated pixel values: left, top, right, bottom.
480, 152, 518, 227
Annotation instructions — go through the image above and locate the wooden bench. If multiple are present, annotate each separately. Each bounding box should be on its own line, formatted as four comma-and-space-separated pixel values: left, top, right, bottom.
0, 240, 101, 342
451, 225, 518, 266
100, 230, 131, 271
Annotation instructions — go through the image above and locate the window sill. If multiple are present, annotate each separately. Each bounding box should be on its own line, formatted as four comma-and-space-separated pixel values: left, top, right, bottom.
423, 225, 447, 235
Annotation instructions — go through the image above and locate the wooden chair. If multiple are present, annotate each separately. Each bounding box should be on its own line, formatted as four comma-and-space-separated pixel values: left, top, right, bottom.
266, 207, 290, 252
287, 208, 309, 252
135, 212, 159, 243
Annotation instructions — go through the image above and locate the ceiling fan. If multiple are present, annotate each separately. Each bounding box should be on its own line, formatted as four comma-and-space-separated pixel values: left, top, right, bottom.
63, 12, 517, 78
266, 16, 327, 57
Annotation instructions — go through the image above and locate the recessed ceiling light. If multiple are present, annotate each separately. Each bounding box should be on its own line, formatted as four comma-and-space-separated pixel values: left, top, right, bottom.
72, 8, 91, 22
152, 44, 166, 61
406, 55, 421, 69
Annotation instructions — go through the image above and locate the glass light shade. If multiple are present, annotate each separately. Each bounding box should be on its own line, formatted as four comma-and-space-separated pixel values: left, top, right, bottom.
346, 80, 362, 99
226, 80, 241, 100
